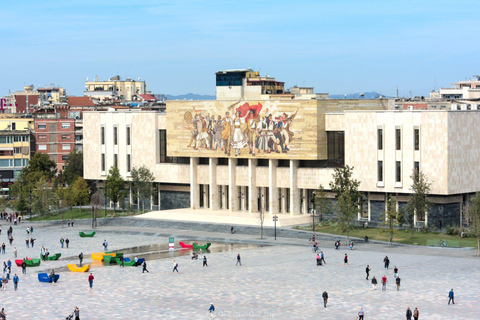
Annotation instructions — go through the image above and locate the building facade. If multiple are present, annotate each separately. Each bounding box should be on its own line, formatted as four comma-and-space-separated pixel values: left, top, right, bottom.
0, 116, 34, 183
34, 118, 75, 171
84, 75, 147, 101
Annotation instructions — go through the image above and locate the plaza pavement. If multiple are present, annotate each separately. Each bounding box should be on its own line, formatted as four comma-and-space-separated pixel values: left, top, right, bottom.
0, 221, 478, 319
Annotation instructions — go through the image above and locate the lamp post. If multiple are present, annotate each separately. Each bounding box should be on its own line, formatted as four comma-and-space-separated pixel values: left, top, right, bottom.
91, 205, 95, 229
104, 180, 107, 218
272, 215, 278, 240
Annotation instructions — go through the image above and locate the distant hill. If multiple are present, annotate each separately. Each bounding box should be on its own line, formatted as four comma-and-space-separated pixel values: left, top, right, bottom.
329, 91, 390, 99
166, 93, 215, 100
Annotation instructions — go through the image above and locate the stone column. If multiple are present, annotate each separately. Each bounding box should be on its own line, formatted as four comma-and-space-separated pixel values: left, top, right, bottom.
157, 184, 161, 211
221, 186, 228, 210
281, 188, 287, 213
302, 189, 308, 214
228, 158, 237, 212
248, 159, 258, 213
290, 160, 300, 215
240, 186, 247, 211
203, 185, 209, 209
269, 159, 278, 215
190, 157, 199, 209
209, 158, 218, 210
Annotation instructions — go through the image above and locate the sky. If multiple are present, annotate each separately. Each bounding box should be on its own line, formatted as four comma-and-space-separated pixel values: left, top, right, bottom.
0, 0, 479, 97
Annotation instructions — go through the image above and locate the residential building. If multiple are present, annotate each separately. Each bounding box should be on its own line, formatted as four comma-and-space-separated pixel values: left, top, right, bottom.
84, 75, 147, 101
0, 116, 34, 183
34, 118, 75, 171
440, 75, 480, 100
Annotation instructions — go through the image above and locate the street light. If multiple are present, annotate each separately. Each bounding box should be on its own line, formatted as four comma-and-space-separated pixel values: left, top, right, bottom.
104, 180, 107, 218
272, 215, 278, 240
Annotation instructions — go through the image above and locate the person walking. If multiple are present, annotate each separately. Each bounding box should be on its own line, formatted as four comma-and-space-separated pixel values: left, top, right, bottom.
316, 253, 321, 266
208, 303, 215, 318
60, 237, 64, 248
384, 256, 390, 269
119, 255, 124, 268
30, 238, 35, 247
13, 274, 18, 291
358, 307, 365, 320
394, 266, 399, 278
67, 220, 70, 228
382, 275, 387, 291
79, 252, 83, 266
142, 261, 149, 273
134, 256, 139, 267
21, 260, 26, 274
103, 240, 108, 251
25, 237, 29, 248
343, 253, 348, 266
88, 273, 94, 289
65, 238, 70, 248
320, 251, 326, 265
322, 290, 328, 308
396, 276, 401, 291
448, 289, 455, 305
172, 260, 179, 273
406, 307, 413, 320
203, 255, 208, 267
413, 307, 419, 320
13, 246, 17, 258
372, 276, 378, 290
236, 254, 241, 266
365, 265, 370, 280
74, 307, 80, 320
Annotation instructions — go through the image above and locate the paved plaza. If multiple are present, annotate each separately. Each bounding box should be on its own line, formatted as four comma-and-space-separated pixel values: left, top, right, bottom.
0, 221, 478, 319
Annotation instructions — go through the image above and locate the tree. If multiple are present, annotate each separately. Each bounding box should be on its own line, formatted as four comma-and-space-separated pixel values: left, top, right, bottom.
32, 177, 57, 226
72, 177, 90, 213
63, 150, 83, 185
314, 184, 332, 223
23, 153, 57, 181
56, 186, 68, 228
329, 165, 363, 243
90, 190, 104, 228
407, 169, 431, 232
130, 165, 155, 213
105, 166, 126, 213
468, 193, 480, 256
382, 196, 402, 245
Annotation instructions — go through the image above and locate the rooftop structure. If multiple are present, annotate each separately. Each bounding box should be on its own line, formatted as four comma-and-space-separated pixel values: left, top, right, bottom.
84, 75, 147, 101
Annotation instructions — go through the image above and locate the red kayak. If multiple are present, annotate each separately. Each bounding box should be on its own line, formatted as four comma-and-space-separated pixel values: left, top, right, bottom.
179, 241, 198, 249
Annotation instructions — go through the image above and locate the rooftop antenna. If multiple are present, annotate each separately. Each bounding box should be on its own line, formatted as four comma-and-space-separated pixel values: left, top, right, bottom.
396, 86, 399, 98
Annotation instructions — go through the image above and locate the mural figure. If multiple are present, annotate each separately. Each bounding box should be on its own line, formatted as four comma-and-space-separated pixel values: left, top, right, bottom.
221, 111, 232, 156
213, 115, 224, 150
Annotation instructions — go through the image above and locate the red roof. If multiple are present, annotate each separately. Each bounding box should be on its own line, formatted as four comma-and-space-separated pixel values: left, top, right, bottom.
14, 94, 39, 113
137, 94, 158, 101
67, 96, 95, 107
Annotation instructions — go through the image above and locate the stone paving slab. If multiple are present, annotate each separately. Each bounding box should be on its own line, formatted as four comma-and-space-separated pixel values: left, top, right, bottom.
0, 222, 478, 319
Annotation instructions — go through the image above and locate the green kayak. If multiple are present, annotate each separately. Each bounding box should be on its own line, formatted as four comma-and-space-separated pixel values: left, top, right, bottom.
79, 231, 96, 237
25, 259, 41, 267
192, 242, 211, 250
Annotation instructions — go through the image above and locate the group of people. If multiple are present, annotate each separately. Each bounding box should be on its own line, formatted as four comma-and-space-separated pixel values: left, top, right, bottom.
60, 237, 70, 248
0, 211, 20, 225
185, 103, 297, 157
40, 247, 51, 260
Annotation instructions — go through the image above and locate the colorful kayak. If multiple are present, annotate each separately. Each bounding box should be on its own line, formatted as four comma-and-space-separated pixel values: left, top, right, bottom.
79, 231, 96, 237
25, 259, 41, 267
40, 253, 61, 261
38, 273, 60, 283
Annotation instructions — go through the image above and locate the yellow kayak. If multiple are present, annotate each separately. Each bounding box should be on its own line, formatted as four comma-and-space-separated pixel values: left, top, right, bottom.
67, 264, 90, 272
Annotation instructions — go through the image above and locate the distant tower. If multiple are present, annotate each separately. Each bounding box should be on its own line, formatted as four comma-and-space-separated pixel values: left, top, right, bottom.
396, 86, 399, 98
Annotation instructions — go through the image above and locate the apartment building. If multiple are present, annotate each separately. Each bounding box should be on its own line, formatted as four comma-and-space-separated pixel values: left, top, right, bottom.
84, 75, 147, 101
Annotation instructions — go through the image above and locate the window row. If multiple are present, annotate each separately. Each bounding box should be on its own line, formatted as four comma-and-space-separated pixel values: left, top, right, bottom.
101, 154, 131, 173
101, 126, 131, 146
377, 128, 420, 151
0, 136, 29, 143
38, 144, 71, 151
0, 159, 28, 168
377, 161, 420, 183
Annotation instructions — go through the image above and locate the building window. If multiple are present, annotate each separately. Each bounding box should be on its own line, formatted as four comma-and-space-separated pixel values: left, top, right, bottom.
11, 123, 15, 130
396, 161, 401, 182
101, 154, 105, 171
127, 154, 131, 172
14, 159, 22, 167
62, 144, 71, 151
414, 128, 420, 151
38, 134, 47, 140
14, 136, 22, 142
38, 124, 46, 130
14, 147, 22, 154
158, 129, 189, 164
378, 161, 383, 182
38, 145, 47, 151
126, 126, 131, 146
114, 154, 118, 168
395, 128, 401, 150
414, 161, 420, 174
114, 126, 118, 145
62, 155, 69, 161
101, 127, 105, 145
62, 134, 70, 140
61, 123, 70, 129
377, 128, 383, 150
327, 131, 345, 167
